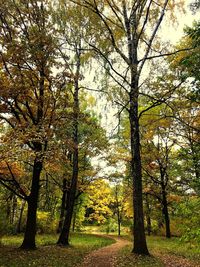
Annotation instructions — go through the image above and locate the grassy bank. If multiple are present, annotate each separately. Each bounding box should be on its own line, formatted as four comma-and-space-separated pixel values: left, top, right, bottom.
116, 236, 200, 267
0, 233, 114, 267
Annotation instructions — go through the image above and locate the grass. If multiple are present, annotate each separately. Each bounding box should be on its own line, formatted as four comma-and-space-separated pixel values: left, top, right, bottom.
117, 247, 164, 267
1, 233, 200, 267
116, 236, 200, 267
0, 233, 115, 267
147, 236, 200, 260
83, 225, 129, 235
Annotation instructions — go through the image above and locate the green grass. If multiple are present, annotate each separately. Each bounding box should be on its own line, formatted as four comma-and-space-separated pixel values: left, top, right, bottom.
116, 236, 200, 267
1, 233, 200, 267
117, 246, 164, 267
0, 233, 114, 267
147, 236, 200, 260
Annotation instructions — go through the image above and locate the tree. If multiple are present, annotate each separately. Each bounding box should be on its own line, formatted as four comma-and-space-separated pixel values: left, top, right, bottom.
190, 0, 200, 12
73, 0, 185, 254
85, 179, 113, 224
0, 0, 68, 249
142, 126, 174, 238
169, 22, 200, 193
111, 183, 126, 236
53, 1, 98, 246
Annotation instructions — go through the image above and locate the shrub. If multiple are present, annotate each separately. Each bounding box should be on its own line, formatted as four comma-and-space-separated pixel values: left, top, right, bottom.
0, 212, 9, 244
37, 211, 57, 234
174, 197, 200, 244
99, 218, 118, 234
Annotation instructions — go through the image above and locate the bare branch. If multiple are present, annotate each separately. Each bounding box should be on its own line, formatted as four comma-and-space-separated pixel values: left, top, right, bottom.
138, 47, 194, 62
6, 161, 28, 198
138, 0, 169, 75
0, 177, 27, 200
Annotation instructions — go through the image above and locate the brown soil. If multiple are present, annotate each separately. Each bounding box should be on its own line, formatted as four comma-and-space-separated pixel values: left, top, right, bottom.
77, 235, 199, 267
77, 235, 130, 267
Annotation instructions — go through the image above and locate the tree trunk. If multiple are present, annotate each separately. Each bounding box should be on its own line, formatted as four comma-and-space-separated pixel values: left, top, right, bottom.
57, 146, 78, 245
16, 200, 26, 234
20, 156, 43, 249
129, 89, 149, 255
57, 178, 67, 233
6, 195, 11, 221
116, 201, 121, 236
115, 186, 121, 236
11, 194, 17, 224
161, 184, 171, 238
72, 209, 77, 232
145, 194, 152, 236
117, 217, 121, 236
57, 48, 80, 246
190, 140, 200, 183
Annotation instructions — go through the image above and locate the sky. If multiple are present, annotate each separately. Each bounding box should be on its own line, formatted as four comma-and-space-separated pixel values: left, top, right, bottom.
163, 0, 200, 44
90, 0, 200, 176
98, 0, 200, 134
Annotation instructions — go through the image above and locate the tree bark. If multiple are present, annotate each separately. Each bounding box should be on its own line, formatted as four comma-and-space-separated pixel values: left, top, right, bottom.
124, 3, 149, 252
161, 183, 171, 238
11, 194, 17, 225
16, 200, 26, 234
57, 144, 78, 245
117, 216, 121, 236
129, 70, 149, 254
145, 194, 152, 236
115, 186, 121, 236
20, 156, 43, 249
130, 101, 149, 254
72, 209, 77, 232
57, 47, 80, 246
57, 178, 67, 233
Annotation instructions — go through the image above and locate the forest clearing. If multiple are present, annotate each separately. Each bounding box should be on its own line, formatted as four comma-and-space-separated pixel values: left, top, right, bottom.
0, 232, 200, 266
0, 0, 199, 266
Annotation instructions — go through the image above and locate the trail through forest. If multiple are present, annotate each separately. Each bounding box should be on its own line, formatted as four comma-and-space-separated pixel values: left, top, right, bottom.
78, 235, 130, 267
77, 235, 199, 267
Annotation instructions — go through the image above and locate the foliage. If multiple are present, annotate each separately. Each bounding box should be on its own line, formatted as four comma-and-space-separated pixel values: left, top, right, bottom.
72, 194, 88, 231
0, 211, 9, 244
0, 0, 199, 257
36, 211, 57, 234
85, 179, 113, 224
99, 218, 118, 234
174, 197, 200, 244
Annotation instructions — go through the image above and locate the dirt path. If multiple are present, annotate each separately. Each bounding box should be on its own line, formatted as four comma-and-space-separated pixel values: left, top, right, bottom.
77, 235, 199, 267
78, 236, 130, 267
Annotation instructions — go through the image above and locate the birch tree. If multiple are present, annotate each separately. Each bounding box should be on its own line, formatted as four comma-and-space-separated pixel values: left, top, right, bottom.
73, 0, 184, 254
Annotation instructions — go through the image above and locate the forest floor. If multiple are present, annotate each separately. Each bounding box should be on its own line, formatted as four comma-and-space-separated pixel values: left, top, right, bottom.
77, 235, 130, 267
78, 235, 200, 267
0, 233, 114, 267
0, 233, 199, 267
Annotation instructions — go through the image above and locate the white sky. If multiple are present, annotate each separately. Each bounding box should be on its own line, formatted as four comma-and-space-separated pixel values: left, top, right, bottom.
90, 0, 200, 176
99, 0, 200, 133
163, 0, 200, 43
